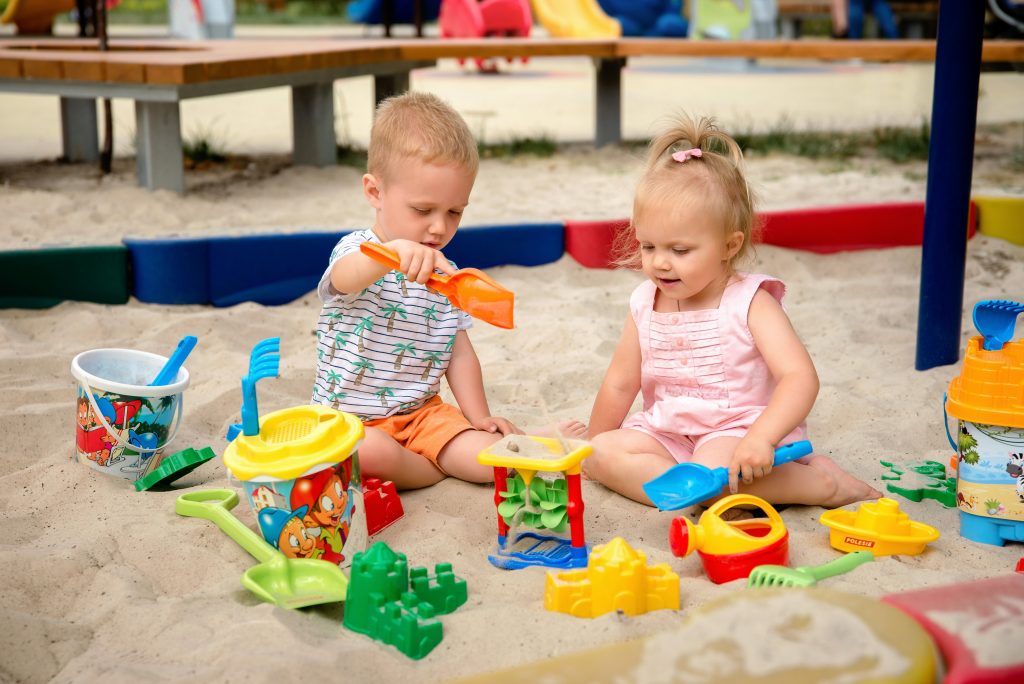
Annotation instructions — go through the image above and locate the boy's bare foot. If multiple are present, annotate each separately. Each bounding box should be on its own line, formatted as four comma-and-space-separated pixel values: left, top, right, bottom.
808, 455, 882, 508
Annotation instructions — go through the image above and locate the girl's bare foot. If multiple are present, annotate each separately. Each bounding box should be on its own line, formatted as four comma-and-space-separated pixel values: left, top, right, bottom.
808, 456, 882, 508
534, 420, 588, 439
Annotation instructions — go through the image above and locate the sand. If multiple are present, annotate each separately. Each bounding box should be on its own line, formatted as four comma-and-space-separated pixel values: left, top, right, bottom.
3, 72, 1024, 682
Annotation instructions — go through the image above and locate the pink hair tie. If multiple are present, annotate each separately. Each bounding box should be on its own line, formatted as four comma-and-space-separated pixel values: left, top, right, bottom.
671, 148, 703, 163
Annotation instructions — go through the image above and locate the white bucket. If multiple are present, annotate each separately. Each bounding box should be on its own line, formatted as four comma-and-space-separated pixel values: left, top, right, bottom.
70, 348, 189, 483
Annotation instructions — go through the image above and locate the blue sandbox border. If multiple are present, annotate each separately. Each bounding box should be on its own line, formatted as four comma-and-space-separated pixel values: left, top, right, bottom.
125, 222, 564, 307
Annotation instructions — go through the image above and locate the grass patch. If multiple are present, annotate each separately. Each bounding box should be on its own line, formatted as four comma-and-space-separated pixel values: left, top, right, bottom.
479, 136, 557, 159
735, 120, 931, 162
336, 144, 368, 170
183, 128, 229, 168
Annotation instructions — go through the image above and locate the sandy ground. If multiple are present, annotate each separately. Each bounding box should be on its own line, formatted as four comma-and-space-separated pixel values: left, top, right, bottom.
2, 35, 1024, 684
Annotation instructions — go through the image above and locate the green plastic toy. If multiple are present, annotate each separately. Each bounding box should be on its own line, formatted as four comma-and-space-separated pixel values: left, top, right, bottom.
343, 541, 467, 660
879, 460, 957, 508
175, 489, 349, 609
134, 446, 216, 492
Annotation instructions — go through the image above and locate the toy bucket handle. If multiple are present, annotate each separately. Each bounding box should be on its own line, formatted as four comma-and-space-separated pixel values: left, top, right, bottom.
942, 392, 958, 452
706, 493, 784, 528
81, 381, 183, 454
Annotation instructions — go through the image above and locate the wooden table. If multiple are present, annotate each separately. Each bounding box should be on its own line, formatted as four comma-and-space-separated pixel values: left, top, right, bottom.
2, 37, 1022, 193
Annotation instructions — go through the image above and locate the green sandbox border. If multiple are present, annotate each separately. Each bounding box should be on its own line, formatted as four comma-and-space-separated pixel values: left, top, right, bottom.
0, 246, 130, 309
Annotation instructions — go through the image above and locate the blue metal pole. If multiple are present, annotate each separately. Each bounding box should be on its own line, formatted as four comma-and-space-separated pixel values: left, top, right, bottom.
915, 0, 986, 370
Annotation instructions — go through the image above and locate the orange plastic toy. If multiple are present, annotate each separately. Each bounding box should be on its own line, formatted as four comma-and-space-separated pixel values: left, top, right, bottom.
359, 242, 514, 329
668, 494, 789, 584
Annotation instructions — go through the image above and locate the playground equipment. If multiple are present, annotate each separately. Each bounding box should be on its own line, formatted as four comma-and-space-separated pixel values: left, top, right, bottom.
478, 435, 592, 570
348, 0, 441, 35
598, 0, 687, 37
343, 541, 467, 660
439, 0, 532, 70
820, 498, 940, 556
946, 299, 1024, 547
530, 0, 620, 38
668, 494, 789, 584
544, 537, 679, 618
1, 0, 74, 34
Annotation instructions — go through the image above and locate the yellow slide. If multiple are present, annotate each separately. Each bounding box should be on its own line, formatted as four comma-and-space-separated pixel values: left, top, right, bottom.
1, 0, 75, 34
530, 0, 621, 39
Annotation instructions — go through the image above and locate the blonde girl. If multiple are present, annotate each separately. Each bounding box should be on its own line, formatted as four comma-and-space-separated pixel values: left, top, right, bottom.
584, 115, 880, 508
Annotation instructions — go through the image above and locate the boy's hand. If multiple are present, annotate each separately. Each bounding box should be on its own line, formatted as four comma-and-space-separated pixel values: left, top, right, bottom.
728, 435, 776, 494
386, 239, 457, 285
471, 416, 523, 436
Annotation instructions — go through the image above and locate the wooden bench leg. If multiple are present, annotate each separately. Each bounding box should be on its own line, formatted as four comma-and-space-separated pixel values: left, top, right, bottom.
60, 97, 99, 163
595, 57, 625, 148
135, 100, 184, 194
292, 82, 336, 167
374, 71, 411, 107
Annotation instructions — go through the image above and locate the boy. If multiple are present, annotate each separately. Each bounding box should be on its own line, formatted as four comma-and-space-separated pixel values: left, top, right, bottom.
312, 92, 521, 490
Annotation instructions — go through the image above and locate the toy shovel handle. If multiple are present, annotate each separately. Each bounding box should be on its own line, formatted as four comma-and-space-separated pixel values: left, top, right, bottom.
359, 241, 452, 291
774, 440, 814, 466
175, 489, 276, 564
802, 550, 874, 581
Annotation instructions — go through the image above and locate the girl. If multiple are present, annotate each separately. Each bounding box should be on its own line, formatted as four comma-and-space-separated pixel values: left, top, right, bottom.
584, 114, 880, 508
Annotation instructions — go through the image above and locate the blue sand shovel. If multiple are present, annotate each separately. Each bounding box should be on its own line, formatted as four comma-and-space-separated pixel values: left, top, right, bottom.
643, 440, 814, 511
149, 335, 197, 386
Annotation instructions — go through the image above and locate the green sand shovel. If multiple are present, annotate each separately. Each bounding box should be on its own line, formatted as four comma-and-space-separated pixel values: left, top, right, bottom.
175, 489, 348, 609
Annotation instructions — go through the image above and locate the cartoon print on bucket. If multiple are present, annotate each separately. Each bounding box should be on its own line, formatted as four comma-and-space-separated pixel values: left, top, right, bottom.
955, 424, 1024, 521
71, 348, 188, 483
242, 459, 367, 565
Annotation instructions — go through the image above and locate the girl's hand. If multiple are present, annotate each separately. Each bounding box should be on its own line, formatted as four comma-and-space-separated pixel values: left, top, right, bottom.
472, 416, 523, 436
728, 435, 776, 493
386, 239, 457, 284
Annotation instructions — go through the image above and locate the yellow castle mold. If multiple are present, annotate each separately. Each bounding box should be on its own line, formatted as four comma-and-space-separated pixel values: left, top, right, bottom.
543, 537, 679, 618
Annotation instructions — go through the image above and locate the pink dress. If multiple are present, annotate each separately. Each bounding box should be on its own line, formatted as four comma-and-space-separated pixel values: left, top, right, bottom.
621, 273, 808, 463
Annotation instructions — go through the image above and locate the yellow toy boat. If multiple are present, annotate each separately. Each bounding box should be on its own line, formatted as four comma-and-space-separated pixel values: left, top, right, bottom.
820, 497, 940, 556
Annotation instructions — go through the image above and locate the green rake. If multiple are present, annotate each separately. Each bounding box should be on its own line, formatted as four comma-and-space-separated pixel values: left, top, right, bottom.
747, 551, 874, 588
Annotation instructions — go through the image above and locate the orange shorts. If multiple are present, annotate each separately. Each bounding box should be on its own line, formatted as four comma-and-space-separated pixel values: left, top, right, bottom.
363, 396, 474, 467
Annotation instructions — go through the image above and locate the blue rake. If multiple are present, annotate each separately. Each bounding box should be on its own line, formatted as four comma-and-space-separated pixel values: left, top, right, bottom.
226, 337, 281, 441
973, 299, 1024, 351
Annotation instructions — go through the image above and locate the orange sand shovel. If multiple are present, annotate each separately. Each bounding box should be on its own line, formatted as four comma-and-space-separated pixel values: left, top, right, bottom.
360, 241, 514, 329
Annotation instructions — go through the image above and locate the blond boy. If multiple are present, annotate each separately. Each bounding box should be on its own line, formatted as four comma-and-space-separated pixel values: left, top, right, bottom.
312, 92, 521, 489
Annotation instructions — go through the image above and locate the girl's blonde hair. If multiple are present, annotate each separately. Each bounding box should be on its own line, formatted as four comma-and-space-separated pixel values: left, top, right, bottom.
368, 91, 479, 181
613, 114, 759, 270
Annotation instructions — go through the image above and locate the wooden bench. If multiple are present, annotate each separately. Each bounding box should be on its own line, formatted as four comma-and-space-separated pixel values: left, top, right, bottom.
778, 1, 939, 39
2, 36, 1022, 192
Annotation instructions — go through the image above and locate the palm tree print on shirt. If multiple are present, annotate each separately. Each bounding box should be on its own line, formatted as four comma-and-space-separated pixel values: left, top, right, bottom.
332, 332, 352, 360
423, 305, 439, 332
325, 311, 344, 330
354, 316, 374, 353
395, 272, 409, 297
420, 351, 443, 380
393, 343, 418, 371
445, 335, 456, 353
325, 370, 342, 394
375, 387, 395, 408
327, 391, 347, 408
382, 304, 408, 332
353, 359, 376, 385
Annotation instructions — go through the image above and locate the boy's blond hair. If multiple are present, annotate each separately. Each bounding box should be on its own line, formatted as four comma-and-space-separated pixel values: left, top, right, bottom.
368, 91, 479, 180
613, 114, 760, 271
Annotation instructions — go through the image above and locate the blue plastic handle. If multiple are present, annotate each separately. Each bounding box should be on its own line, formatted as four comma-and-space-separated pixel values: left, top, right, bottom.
149, 336, 197, 386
